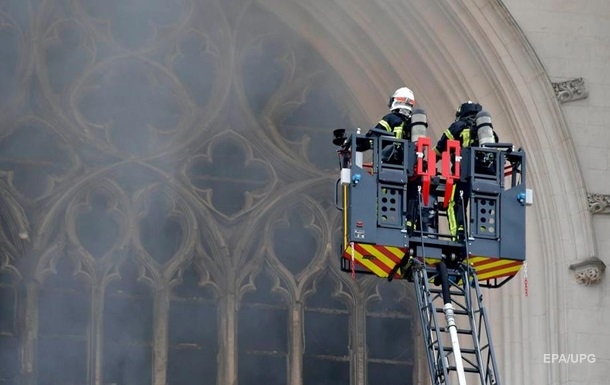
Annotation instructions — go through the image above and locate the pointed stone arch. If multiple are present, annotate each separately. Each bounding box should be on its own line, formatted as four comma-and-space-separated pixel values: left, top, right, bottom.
258, 0, 594, 382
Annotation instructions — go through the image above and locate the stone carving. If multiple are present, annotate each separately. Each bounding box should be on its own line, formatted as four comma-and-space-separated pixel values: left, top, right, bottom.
587, 193, 610, 214
569, 257, 606, 285
552, 77, 588, 103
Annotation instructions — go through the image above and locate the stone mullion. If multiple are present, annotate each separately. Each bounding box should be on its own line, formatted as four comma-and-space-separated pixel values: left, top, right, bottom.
153, 286, 170, 385
290, 301, 303, 385
90, 284, 105, 385
218, 292, 237, 385
21, 282, 39, 385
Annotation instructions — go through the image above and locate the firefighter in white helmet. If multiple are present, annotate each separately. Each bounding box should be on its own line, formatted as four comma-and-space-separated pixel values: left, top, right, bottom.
369, 86, 430, 163
375, 87, 415, 160
368, 87, 435, 237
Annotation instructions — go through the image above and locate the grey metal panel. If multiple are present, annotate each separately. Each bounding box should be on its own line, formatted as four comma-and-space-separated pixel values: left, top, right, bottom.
471, 194, 500, 239
378, 168, 408, 184
377, 183, 405, 228
347, 166, 378, 244
467, 238, 500, 258
376, 227, 409, 248
499, 185, 526, 261
471, 181, 502, 194
415, 244, 444, 259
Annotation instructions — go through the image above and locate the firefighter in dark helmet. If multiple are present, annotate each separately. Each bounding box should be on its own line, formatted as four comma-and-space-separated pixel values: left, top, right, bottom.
435, 101, 499, 240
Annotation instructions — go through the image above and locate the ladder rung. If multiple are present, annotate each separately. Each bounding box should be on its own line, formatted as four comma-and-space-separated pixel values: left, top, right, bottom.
432, 326, 473, 334
447, 366, 481, 373
415, 262, 499, 384
435, 307, 469, 315
435, 346, 477, 355
429, 288, 466, 296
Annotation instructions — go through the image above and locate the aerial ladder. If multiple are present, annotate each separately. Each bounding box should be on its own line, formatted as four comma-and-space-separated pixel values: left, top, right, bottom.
333, 111, 532, 385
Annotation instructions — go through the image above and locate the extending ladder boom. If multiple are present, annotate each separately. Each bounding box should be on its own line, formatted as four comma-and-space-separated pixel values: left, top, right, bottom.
409, 258, 501, 385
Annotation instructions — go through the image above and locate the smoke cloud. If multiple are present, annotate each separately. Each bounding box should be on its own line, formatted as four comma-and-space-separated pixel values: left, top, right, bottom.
0, 1, 416, 385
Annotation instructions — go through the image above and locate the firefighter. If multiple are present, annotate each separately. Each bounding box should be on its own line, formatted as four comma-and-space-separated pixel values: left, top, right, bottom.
368, 87, 436, 237
434, 101, 498, 240
372, 87, 416, 163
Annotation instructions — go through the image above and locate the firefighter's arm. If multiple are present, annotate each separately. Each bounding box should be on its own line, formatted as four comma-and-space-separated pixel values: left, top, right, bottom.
374, 113, 395, 133
434, 133, 448, 156
366, 114, 394, 137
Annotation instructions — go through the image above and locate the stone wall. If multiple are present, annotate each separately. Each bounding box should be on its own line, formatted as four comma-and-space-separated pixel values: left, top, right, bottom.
503, 1, 610, 383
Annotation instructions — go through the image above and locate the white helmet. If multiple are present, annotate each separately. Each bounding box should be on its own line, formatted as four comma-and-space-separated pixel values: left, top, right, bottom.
388, 87, 415, 114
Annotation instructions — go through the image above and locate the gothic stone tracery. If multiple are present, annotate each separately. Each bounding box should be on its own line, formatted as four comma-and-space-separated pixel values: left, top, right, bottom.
0, 1, 421, 385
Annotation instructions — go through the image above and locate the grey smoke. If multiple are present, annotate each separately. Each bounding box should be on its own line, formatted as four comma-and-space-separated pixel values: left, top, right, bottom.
0, 1, 416, 385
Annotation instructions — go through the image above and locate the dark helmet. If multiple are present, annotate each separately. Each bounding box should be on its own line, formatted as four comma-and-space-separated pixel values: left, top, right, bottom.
455, 101, 483, 119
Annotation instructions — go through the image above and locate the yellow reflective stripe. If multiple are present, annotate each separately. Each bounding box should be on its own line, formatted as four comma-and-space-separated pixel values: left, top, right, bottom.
467, 256, 487, 264
447, 184, 457, 235
461, 129, 471, 147
359, 260, 387, 276
360, 244, 396, 272
448, 202, 457, 235
393, 122, 404, 139
444, 129, 454, 140
347, 244, 387, 276
379, 120, 392, 132
477, 264, 522, 281
385, 246, 405, 262
468, 256, 523, 280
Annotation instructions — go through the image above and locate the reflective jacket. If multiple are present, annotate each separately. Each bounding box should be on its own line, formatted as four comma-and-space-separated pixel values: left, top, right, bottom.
434, 116, 498, 155
375, 112, 412, 141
